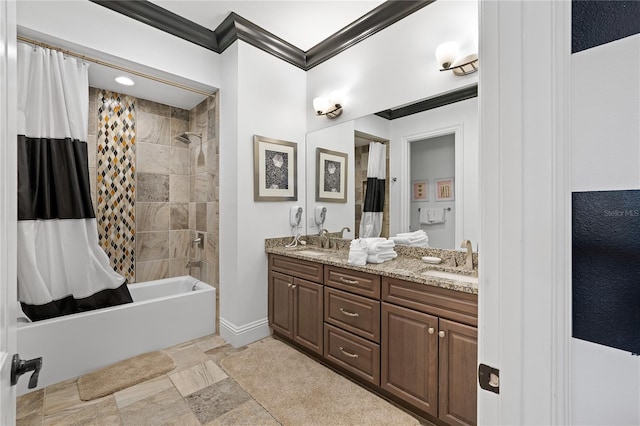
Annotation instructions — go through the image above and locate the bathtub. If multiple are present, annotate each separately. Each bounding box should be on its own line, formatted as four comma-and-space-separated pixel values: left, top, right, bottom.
16, 275, 216, 395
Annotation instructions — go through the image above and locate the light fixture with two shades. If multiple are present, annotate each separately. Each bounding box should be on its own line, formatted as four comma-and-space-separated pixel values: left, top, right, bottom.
435, 41, 478, 76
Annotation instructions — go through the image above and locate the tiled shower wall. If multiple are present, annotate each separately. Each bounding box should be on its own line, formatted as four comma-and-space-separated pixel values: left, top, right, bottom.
87, 88, 219, 294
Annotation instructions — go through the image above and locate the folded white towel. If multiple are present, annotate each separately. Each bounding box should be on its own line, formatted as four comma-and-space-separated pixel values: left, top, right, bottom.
348, 250, 367, 266
367, 251, 398, 264
366, 240, 395, 255
389, 236, 411, 244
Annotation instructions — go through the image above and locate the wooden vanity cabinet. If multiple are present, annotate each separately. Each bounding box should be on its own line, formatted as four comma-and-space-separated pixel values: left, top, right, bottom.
268, 255, 323, 355
268, 254, 478, 426
382, 276, 478, 426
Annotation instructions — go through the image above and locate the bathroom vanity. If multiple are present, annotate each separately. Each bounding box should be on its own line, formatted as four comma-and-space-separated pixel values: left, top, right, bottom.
266, 240, 478, 426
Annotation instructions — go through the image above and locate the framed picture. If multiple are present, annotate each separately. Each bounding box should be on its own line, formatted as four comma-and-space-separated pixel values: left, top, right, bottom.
253, 135, 297, 201
316, 148, 348, 203
411, 180, 428, 202
435, 177, 455, 201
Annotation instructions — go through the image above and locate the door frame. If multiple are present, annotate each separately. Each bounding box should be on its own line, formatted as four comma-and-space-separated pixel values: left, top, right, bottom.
399, 124, 464, 246
0, 0, 18, 423
478, 0, 571, 424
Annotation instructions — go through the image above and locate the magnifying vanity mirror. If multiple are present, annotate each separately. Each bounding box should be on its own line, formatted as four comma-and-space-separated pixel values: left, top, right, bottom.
305, 91, 480, 251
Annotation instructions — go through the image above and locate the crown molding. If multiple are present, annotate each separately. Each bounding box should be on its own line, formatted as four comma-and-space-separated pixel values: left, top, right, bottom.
89, 0, 433, 71
89, 0, 219, 51
375, 84, 478, 120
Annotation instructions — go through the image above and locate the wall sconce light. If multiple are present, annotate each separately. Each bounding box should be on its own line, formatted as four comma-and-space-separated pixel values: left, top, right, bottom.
313, 91, 343, 119
435, 41, 478, 76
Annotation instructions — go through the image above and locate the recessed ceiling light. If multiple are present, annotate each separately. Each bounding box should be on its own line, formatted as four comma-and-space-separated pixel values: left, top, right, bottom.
115, 76, 134, 86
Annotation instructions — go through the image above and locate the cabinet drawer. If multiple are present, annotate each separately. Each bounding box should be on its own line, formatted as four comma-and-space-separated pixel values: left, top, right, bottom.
382, 277, 478, 327
324, 265, 380, 299
324, 324, 380, 386
270, 254, 323, 282
324, 287, 380, 343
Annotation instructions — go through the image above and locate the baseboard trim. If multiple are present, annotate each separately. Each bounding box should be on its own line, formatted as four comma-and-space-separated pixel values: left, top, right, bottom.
219, 317, 270, 348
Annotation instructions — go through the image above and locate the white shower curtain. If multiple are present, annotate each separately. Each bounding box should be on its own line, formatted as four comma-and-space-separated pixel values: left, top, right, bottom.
17, 43, 131, 321
359, 142, 386, 238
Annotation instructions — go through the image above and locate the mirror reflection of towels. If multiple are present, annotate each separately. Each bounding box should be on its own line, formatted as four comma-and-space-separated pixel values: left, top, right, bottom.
420, 208, 436, 224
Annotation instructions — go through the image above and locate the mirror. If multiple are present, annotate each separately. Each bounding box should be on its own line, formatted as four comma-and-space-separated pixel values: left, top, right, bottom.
305, 96, 479, 250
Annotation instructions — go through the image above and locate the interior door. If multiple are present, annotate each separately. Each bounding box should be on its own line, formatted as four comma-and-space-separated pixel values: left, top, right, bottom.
0, 1, 18, 423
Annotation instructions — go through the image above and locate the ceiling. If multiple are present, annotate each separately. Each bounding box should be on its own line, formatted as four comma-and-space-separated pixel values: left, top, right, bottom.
84, 1, 385, 110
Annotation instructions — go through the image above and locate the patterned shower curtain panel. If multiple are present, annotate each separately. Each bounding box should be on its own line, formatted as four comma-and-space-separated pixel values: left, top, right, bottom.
16, 42, 132, 321
359, 142, 386, 238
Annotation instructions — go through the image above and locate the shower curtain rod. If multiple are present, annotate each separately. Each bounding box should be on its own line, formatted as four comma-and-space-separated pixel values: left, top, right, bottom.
17, 36, 215, 98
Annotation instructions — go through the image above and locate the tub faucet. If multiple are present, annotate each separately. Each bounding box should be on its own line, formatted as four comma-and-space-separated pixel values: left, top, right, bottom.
460, 239, 474, 270
193, 233, 204, 249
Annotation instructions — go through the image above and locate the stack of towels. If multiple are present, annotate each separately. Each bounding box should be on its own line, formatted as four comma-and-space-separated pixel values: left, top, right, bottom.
389, 230, 429, 248
348, 237, 397, 266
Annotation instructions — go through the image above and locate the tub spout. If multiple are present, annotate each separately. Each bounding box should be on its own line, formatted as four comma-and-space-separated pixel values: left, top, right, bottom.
186, 260, 202, 269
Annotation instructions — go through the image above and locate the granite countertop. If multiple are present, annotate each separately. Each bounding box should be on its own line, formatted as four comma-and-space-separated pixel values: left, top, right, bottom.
265, 237, 478, 295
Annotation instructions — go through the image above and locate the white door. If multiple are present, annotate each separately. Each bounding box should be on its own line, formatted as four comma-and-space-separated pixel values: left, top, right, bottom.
0, 1, 18, 424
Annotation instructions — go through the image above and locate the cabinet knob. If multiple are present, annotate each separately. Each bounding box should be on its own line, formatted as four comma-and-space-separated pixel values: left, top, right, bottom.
428, 327, 435, 334
438, 331, 445, 338
291, 285, 297, 289
287, 283, 292, 288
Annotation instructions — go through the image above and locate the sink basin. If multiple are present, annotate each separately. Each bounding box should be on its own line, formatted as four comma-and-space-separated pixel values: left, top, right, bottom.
295, 249, 326, 256
422, 270, 478, 285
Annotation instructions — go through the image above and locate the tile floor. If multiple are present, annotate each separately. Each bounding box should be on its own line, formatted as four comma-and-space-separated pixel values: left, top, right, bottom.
16, 334, 279, 425
16, 334, 427, 426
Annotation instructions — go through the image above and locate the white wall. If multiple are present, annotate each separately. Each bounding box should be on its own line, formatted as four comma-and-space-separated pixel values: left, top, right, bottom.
305, 121, 356, 237
409, 135, 455, 248
305, 0, 478, 133
389, 97, 479, 247
16, 1, 221, 89
571, 34, 640, 425
219, 41, 307, 346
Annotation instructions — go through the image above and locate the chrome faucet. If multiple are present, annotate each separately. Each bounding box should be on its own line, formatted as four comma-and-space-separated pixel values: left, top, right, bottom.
193, 232, 204, 249
340, 227, 351, 238
460, 240, 474, 270
319, 229, 330, 249
186, 260, 202, 269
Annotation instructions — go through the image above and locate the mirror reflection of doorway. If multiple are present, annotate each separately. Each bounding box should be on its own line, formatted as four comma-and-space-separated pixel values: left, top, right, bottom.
410, 133, 455, 248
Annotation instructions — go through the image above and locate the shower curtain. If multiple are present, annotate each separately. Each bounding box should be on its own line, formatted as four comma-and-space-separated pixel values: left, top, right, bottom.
17, 43, 132, 322
359, 142, 386, 238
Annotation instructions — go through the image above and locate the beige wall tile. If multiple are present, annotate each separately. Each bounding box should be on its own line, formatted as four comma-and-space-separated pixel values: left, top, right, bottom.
207, 108, 216, 140
170, 117, 190, 148
136, 203, 170, 232
189, 202, 196, 230
137, 98, 170, 116
195, 174, 208, 203
169, 258, 189, 277
138, 143, 170, 174
170, 147, 190, 175
205, 233, 217, 265
170, 175, 190, 203
195, 203, 207, 232
86, 134, 96, 169
170, 203, 189, 230
137, 111, 170, 145
170, 230, 191, 259
136, 232, 169, 262
137, 174, 169, 202
206, 202, 217, 233
136, 260, 169, 282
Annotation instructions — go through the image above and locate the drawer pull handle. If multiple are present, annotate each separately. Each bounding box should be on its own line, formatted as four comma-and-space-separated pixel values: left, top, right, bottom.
339, 277, 360, 285
340, 308, 359, 318
339, 347, 359, 358
428, 327, 435, 334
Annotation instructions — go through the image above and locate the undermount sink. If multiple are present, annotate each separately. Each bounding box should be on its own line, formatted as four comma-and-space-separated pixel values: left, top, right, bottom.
422, 270, 478, 285
295, 249, 326, 256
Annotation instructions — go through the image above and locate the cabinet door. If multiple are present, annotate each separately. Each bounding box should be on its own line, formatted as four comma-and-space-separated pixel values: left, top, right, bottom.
293, 278, 323, 355
381, 303, 438, 417
269, 271, 293, 339
438, 319, 478, 426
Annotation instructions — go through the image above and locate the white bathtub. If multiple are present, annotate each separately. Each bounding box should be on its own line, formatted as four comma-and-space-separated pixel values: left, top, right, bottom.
16, 275, 216, 395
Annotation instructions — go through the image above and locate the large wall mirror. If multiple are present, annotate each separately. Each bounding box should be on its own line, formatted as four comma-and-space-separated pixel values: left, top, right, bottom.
305, 94, 479, 251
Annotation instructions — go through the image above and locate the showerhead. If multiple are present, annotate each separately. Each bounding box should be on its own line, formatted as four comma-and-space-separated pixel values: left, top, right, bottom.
174, 132, 202, 144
